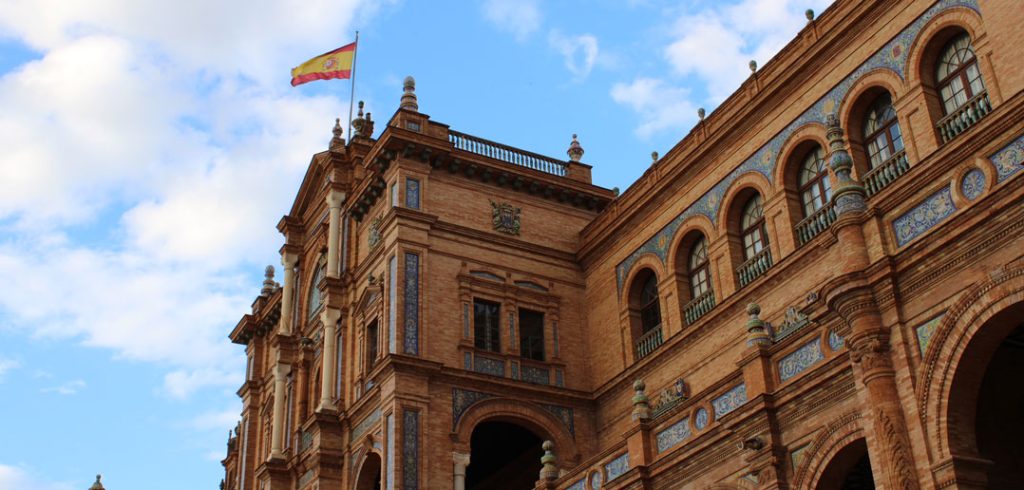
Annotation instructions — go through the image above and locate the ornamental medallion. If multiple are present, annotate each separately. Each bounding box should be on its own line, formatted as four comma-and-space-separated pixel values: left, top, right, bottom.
368, 216, 382, 249
489, 200, 521, 235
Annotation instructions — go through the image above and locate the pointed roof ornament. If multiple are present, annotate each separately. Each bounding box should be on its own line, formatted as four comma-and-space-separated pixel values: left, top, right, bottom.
261, 265, 276, 297
749, 60, 758, 74
567, 134, 584, 162
329, 118, 344, 150
400, 76, 419, 111
90, 474, 105, 490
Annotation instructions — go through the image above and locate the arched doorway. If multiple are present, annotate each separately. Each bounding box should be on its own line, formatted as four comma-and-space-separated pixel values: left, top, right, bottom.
815, 439, 875, 490
466, 421, 544, 490
947, 303, 1024, 487
354, 452, 382, 490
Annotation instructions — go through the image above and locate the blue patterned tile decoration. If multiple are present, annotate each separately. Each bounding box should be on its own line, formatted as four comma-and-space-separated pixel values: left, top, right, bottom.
521, 365, 550, 385
386, 413, 394, 490
405, 178, 420, 209
613, 0, 979, 293
402, 410, 419, 490
893, 186, 957, 247
403, 253, 419, 355
542, 404, 576, 436
694, 408, 709, 430
916, 313, 946, 355
712, 384, 748, 419
590, 470, 603, 489
605, 452, 630, 481
463, 302, 470, 338
790, 445, 809, 472
463, 351, 472, 370
989, 134, 1024, 183
350, 407, 382, 443
828, 330, 846, 351
566, 479, 585, 490
510, 360, 519, 379
389, 256, 397, 354
656, 417, 692, 453
960, 169, 986, 201
555, 369, 564, 387
298, 469, 315, 489
473, 356, 505, 377
553, 321, 560, 357
452, 389, 495, 428
508, 311, 516, 348
779, 339, 825, 382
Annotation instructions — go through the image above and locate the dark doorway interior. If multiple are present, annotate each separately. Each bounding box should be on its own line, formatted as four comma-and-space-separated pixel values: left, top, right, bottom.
975, 323, 1024, 487
816, 438, 875, 490
466, 421, 544, 490
354, 452, 382, 490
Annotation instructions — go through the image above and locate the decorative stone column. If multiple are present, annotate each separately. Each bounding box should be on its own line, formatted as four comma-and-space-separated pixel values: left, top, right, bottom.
538, 441, 559, 486
823, 115, 920, 490
453, 452, 470, 490
279, 252, 298, 335
326, 190, 345, 278
318, 307, 341, 411
270, 362, 292, 459
630, 380, 651, 422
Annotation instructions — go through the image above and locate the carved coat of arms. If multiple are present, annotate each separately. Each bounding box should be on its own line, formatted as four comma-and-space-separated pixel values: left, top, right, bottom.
489, 200, 521, 235
368, 216, 382, 249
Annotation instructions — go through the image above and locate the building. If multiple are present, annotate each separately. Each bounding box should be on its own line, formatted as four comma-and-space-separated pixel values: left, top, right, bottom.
221, 0, 1024, 488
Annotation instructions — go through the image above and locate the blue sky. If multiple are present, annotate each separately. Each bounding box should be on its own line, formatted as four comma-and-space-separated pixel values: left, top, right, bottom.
0, 0, 830, 488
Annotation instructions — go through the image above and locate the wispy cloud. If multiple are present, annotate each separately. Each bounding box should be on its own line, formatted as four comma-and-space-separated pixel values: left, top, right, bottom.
41, 379, 86, 395
548, 30, 599, 80
611, 77, 697, 140
481, 0, 542, 42
0, 464, 74, 490
0, 358, 20, 382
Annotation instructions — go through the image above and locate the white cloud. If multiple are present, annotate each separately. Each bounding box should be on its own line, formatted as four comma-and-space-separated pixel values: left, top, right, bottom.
548, 30, 599, 80
0, 464, 74, 490
663, 0, 834, 102
188, 407, 242, 432
482, 0, 542, 42
164, 369, 242, 400
0, 358, 20, 382
611, 77, 697, 139
41, 379, 86, 395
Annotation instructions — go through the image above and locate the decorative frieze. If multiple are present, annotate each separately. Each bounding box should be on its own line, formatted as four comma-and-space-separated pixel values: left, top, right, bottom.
656, 417, 692, 453
604, 452, 630, 481
541, 404, 575, 436
694, 408, 709, 430
712, 384, 747, 419
828, 330, 845, 352
403, 253, 419, 355
960, 168, 986, 201
473, 356, 505, 377
452, 389, 494, 428
521, 365, 550, 385
402, 410, 419, 490
350, 408, 382, 443
779, 339, 825, 382
990, 133, 1024, 182
772, 306, 810, 341
893, 186, 957, 247
915, 314, 946, 355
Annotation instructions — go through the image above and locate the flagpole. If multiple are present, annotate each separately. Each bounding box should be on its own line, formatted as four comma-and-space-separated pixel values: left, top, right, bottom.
347, 31, 360, 141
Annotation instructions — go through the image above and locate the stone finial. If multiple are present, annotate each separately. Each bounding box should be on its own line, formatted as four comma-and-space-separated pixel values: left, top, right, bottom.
612, 187, 620, 197
567, 134, 584, 162
631, 379, 651, 421
826, 114, 867, 216
697, 107, 706, 121
400, 75, 419, 111
330, 118, 344, 150
746, 303, 772, 347
351, 101, 366, 137
363, 111, 374, 137
261, 265, 276, 296
749, 60, 757, 74
651, 151, 659, 163
805, 9, 815, 21
90, 475, 105, 490
539, 441, 559, 480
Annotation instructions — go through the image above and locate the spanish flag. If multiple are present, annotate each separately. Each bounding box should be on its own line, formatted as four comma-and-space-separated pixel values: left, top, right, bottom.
290, 42, 356, 86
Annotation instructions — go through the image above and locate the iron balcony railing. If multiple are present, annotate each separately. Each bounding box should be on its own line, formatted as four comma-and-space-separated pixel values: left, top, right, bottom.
737, 248, 773, 288
863, 150, 910, 197
937, 91, 991, 144
448, 130, 568, 176
683, 289, 716, 325
795, 201, 837, 246
634, 326, 664, 360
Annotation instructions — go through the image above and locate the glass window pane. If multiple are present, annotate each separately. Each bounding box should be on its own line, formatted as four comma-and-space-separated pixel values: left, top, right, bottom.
518, 309, 544, 361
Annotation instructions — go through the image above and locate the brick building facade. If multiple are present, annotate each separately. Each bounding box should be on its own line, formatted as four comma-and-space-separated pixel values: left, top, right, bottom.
221, 0, 1024, 488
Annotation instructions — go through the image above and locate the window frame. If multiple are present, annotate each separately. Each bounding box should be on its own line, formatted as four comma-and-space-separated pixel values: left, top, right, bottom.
473, 298, 502, 352
797, 147, 832, 217
862, 93, 904, 168
518, 308, 545, 362
638, 274, 662, 334
740, 194, 769, 260
936, 33, 985, 115
687, 236, 712, 299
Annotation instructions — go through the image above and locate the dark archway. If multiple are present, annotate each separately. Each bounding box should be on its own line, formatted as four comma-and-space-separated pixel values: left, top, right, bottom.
466, 421, 544, 490
815, 439, 875, 490
971, 321, 1024, 486
354, 452, 382, 490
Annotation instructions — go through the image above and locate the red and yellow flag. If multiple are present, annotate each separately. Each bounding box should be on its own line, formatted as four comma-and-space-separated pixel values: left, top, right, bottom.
290, 42, 356, 86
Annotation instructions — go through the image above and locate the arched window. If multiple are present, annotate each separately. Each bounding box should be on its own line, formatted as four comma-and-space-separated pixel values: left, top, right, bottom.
307, 256, 326, 320
741, 194, 768, 260
639, 274, 661, 334
798, 146, 832, 217
863, 93, 904, 168
688, 236, 711, 299
937, 33, 986, 115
